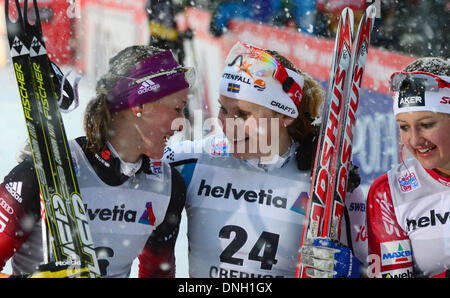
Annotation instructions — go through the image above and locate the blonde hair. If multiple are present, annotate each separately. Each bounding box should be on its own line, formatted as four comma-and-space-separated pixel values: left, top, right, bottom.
84, 45, 165, 153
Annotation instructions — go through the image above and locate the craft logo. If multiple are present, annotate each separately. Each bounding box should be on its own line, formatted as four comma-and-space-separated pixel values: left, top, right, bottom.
227, 83, 240, 93
398, 172, 419, 192
139, 202, 156, 226
270, 100, 296, 115
380, 240, 412, 266
254, 79, 266, 91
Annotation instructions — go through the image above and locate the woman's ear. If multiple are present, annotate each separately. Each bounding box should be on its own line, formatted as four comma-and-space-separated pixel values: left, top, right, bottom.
281, 115, 296, 128
131, 105, 144, 118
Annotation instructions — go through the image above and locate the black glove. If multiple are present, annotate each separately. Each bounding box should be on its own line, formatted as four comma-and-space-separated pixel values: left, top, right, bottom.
347, 163, 361, 193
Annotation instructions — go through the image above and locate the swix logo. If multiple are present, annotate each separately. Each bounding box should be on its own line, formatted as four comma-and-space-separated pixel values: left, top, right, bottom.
138, 79, 160, 94
197, 179, 287, 209
5, 182, 23, 203
440, 96, 450, 104
380, 240, 412, 266
375, 192, 402, 237
138, 202, 156, 226
398, 172, 420, 192
406, 209, 450, 231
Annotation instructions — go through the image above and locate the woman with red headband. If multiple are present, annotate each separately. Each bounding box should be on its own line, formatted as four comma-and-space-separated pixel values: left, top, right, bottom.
367, 57, 450, 278
0, 45, 192, 277
164, 42, 366, 278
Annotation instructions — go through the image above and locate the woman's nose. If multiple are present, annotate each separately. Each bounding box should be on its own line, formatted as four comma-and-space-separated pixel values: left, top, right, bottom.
409, 127, 425, 147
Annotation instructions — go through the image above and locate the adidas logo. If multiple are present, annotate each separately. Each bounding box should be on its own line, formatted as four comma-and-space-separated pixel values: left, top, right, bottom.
5, 182, 23, 203
138, 79, 160, 94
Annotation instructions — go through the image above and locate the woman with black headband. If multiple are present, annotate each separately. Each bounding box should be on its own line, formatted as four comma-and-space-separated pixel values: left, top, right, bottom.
164, 42, 366, 278
0, 45, 192, 277
367, 57, 450, 278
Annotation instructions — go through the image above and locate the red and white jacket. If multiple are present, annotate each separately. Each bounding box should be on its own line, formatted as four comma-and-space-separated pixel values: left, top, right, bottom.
367, 158, 450, 278
0, 137, 185, 278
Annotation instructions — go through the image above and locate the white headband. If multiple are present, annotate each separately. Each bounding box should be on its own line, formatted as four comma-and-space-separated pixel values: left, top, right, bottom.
219, 44, 304, 118
393, 75, 450, 115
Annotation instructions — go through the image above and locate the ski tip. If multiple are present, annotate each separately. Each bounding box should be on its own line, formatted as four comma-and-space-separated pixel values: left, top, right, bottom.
341, 7, 355, 34
342, 7, 355, 21
366, 3, 377, 19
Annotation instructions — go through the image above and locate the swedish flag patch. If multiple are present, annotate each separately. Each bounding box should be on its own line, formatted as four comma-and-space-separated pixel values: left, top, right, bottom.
227, 83, 240, 93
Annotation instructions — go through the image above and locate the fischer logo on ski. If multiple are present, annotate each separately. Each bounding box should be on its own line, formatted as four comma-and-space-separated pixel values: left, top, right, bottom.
5, 0, 101, 277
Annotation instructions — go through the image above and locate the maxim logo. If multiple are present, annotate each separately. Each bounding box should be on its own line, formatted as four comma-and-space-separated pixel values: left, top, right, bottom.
197, 179, 287, 209
406, 209, 449, 231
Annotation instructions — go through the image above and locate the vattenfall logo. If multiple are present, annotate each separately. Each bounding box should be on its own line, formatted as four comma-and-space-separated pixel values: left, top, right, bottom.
197, 179, 288, 209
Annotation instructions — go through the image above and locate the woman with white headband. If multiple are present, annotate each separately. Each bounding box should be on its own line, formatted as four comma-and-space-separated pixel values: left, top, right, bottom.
0, 45, 192, 277
367, 57, 450, 278
164, 42, 366, 278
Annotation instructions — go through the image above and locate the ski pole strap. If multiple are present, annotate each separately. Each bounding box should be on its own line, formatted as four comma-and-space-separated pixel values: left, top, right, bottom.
390, 72, 450, 115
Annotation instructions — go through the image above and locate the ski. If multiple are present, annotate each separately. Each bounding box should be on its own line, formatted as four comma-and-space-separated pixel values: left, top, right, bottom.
297, 4, 376, 278
5, 0, 101, 277
322, 4, 376, 242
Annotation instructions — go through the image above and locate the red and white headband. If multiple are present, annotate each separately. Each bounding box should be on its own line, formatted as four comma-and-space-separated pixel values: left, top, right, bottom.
219, 42, 304, 118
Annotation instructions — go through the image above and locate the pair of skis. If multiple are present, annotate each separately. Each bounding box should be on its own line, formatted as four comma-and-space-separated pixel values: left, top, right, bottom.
5, 0, 100, 277
297, 5, 376, 278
